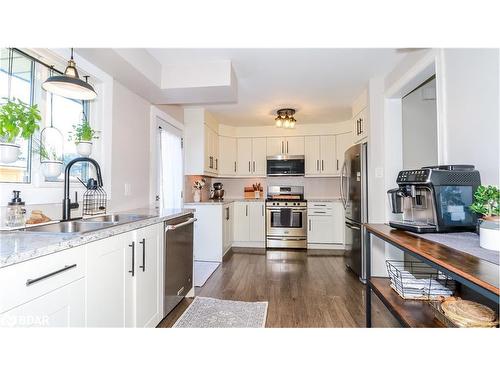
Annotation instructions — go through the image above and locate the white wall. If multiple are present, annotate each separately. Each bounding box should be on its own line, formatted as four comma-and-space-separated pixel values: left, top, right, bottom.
109, 81, 151, 211
442, 49, 499, 185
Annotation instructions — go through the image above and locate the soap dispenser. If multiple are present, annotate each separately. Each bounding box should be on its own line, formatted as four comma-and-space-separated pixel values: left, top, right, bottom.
6, 190, 27, 227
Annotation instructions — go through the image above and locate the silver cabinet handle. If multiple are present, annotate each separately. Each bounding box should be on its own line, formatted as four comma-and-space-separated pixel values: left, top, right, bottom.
246, 205, 248, 216
26, 264, 77, 286
248, 161, 251, 172
165, 217, 197, 231
337, 159, 339, 171
316, 160, 319, 171
139, 238, 145, 272
308, 219, 311, 231
261, 204, 264, 216
234, 161, 236, 172
287, 141, 289, 154
281, 141, 283, 154
215, 158, 218, 170
129, 241, 135, 277
253, 161, 255, 172
321, 160, 324, 171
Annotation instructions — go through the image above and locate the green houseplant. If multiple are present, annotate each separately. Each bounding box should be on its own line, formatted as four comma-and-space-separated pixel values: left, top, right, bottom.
70, 119, 98, 157
32, 138, 64, 178
470, 185, 500, 251
0, 98, 41, 163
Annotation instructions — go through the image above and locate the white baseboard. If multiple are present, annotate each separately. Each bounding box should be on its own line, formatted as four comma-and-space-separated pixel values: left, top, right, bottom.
232, 241, 266, 248
307, 243, 345, 250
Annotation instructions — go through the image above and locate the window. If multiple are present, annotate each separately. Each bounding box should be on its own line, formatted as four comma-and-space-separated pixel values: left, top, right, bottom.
0, 48, 34, 183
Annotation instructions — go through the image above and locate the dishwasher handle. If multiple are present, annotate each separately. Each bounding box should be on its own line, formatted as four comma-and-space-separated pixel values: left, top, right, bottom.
165, 217, 197, 232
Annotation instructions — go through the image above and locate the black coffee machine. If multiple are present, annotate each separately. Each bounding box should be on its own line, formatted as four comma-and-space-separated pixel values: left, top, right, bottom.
387, 165, 481, 233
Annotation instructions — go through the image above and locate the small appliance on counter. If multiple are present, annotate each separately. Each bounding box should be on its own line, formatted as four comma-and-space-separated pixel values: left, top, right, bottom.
210, 182, 225, 201
387, 165, 481, 233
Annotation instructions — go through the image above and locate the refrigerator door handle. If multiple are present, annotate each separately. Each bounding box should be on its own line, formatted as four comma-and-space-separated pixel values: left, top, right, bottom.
340, 161, 347, 209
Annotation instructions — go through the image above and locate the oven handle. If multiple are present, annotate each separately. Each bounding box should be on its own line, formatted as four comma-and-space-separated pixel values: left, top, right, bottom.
266, 208, 307, 212
266, 237, 307, 241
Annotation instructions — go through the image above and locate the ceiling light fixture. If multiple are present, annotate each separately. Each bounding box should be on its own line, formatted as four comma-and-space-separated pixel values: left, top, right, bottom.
275, 108, 296, 129
42, 48, 97, 100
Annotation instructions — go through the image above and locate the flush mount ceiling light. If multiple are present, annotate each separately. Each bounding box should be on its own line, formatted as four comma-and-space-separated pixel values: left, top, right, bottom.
42, 48, 97, 100
275, 108, 296, 129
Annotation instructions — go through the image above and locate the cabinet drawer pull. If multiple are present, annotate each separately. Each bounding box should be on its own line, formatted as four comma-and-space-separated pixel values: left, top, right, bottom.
316, 160, 319, 171
139, 238, 146, 272
26, 264, 77, 286
321, 160, 324, 171
313, 211, 327, 214
337, 159, 339, 170
253, 161, 255, 172
234, 161, 236, 172
309, 219, 311, 231
313, 204, 327, 207
129, 241, 135, 277
248, 161, 251, 172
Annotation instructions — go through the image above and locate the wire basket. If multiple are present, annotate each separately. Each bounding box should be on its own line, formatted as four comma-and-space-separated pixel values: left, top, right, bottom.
386, 260, 456, 300
82, 178, 107, 216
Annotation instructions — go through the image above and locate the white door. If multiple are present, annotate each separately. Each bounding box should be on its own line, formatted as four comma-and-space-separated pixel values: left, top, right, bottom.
249, 202, 265, 242
135, 224, 162, 328
266, 137, 284, 155
320, 135, 337, 175
308, 215, 335, 244
285, 137, 304, 155
233, 202, 250, 242
304, 136, 321, 175
252, 138, 267, 175
211, 128, 219, 173
332, 202, 345, 244
223, 204, 233, 251
86, 234, 129, 327
204, 125, 212, 172
0, 278, 85, 327
237, 138, 252, 176
158, 119, 183, 209
335, 132, 353, 174
219, 136, 237, 175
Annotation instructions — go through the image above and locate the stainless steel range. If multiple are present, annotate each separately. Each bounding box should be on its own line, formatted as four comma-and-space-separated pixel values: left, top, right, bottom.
266, 186, 307, 249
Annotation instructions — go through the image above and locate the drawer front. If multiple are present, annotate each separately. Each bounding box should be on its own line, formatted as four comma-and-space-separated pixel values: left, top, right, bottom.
0, 246, 85, 313
308, 201, 334, 210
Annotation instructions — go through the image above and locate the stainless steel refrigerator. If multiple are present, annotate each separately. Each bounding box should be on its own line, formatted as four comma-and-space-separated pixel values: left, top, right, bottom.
340, 143, 368, 282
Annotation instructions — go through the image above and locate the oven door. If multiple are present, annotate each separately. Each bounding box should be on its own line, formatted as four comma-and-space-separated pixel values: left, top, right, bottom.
266, 207, 307, 237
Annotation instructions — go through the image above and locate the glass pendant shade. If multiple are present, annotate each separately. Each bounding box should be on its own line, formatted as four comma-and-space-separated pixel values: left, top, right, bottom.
275, 108, 297, 129
275, 116, 283, 127
42, 49, 97, 100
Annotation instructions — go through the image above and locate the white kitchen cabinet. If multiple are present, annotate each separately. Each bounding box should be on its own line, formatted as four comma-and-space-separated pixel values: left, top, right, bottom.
304, 136, 321, 175
204, 125, 219, 174
307, 201, 344, 248
233, 201, 265, 245
353, 107, 368, 143
305, 134, 352, 176
223, 203, 233, 252
237, 138, 266, 176
219, 136, 237, 176
0, 278, 85, 327
335, 132, 352, 173
134, 224, 163, 328
266, 136, 304, 156
320, 135, 337, 175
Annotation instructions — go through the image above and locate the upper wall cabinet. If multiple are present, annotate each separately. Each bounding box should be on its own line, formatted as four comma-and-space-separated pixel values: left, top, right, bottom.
219, 136, 237, 176
237, 137, 266, 176
352, 89, 369, 144
184, 108, 220, 177
304, 132, 353, 176
266, 136, 304, 156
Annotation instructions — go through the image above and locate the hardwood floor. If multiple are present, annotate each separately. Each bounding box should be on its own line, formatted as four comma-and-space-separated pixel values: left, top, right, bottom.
158, 249, 396, 328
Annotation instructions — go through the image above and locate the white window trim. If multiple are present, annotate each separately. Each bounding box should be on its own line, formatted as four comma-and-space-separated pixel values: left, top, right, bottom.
0, 49, 114, 206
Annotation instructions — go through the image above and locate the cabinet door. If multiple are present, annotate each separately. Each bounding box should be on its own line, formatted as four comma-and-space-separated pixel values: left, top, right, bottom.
335, 132, 353, 174
266, 137, 284, 155
135, 224, 162, 328
212, 129, 219, 172
304, 136, 321, 175
285, 136, 304, 155
320, 135, 337, 175
233, 202, 250, 242
223, 204, 233, 251
332, 202, 345, 244
237, 138, 252, 176
359, 108, 368, 140
204, 126, 212, 172
249, 202, 265, 242
0, 278, 85, 327
219, 136, 237, 175
86, 233, 131, 327
308, 215, 335, 244
252, 138, 267, 175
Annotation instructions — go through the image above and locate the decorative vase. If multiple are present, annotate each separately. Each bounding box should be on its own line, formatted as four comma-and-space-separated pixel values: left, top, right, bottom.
76, 141, 93, 157
0, 142, 20, 164
41, 161, 63, 178
479, 218, 500, 251
193, 190, 201, 202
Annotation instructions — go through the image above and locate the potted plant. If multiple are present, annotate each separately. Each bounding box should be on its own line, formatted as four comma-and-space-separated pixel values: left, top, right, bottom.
0, 98, 41, 163
70, 118, 97, 157
33, 139, 63, 178
470, 185, 500, 251
192, 178, 206, 202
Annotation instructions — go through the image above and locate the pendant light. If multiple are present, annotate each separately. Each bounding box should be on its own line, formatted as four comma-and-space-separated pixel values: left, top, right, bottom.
42, 48, 97, 100
275, 108, 296, 129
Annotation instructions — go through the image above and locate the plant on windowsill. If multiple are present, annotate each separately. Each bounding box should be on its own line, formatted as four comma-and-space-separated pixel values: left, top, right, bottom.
0, 98, 41, 164
69, 117, 98, 157
32, 138, 63, 178
470, 185, 500, 251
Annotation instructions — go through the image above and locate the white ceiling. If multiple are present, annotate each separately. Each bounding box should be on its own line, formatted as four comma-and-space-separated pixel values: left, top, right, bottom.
148, 49, 406, 126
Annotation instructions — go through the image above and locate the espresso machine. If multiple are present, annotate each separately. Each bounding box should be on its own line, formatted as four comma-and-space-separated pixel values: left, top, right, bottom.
210, 182, 225, 201
387, 165, 481, 233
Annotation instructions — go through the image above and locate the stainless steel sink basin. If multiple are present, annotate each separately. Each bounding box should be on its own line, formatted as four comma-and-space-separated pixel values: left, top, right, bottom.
24, 221, 109, 234
83, 213, 153, 223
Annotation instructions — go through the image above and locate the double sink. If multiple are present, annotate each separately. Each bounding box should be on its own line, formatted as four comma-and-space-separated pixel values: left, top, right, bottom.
23, 214, 154, 234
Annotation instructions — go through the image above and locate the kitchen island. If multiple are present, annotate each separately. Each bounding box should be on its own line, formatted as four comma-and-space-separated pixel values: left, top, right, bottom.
364, 224, 499, 328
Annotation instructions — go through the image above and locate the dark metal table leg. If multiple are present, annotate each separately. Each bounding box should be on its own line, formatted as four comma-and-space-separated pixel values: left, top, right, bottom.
365, 230, 372, 327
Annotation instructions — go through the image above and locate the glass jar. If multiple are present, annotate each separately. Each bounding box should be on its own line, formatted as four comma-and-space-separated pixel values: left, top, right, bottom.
5, 190, 26, 227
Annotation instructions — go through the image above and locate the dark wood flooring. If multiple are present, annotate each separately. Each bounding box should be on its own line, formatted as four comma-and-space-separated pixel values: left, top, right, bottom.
158, 249, 397, 328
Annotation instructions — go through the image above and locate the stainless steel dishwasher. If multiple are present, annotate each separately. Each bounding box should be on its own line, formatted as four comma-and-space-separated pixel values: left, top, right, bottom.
164, 213, 196, 317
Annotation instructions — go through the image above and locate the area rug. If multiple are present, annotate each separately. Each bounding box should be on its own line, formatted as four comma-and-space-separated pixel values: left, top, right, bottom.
194, 261, 220, 287
173, 297, 268, 328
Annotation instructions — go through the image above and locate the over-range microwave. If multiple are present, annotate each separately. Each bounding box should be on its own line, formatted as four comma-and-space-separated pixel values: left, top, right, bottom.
266, 155, 305, 176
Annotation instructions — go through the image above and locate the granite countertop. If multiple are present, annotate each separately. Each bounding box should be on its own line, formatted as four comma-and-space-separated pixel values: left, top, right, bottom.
307, 198, 342, 202
184, 198, 265, 205
0, 207, 193, 270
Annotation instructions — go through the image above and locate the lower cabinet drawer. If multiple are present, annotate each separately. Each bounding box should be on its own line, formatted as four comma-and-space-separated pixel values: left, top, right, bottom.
0, 246, 86, 314
308, 202, 334, 210
307, 209, 333, 216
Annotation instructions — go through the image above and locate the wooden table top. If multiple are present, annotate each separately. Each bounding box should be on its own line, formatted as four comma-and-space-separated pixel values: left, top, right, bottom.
364, 224, 500, 296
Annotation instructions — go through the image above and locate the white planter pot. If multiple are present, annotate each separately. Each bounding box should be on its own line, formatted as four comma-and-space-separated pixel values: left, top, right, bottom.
193, 190, 201, 202
0, 143, 21, 164
41, 161, 63, 178
479, 220, 500, 251
76, 141, 93, 157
